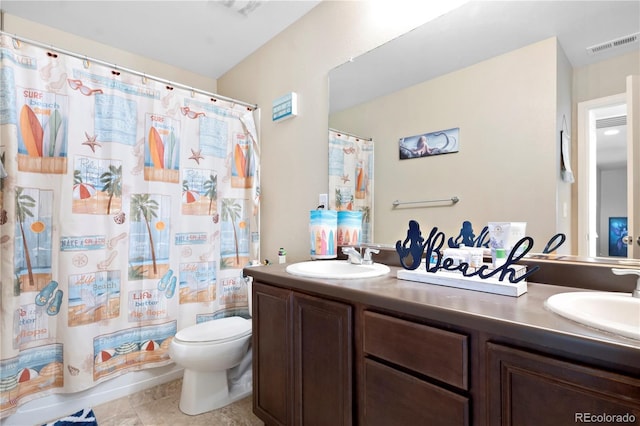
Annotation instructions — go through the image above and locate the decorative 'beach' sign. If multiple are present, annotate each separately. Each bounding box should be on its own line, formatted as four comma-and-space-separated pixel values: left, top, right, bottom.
396, 220, 541, 284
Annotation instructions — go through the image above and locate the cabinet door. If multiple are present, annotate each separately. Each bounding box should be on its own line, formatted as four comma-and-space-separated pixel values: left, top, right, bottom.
487, 342, 640, 426
363, 359, 469, 426
253, 282, 293, 426
292, 292, 353, 426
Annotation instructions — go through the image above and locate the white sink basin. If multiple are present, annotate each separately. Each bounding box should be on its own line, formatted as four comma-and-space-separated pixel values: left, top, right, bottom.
546, 292, 640, 340
286, 260, 390, 279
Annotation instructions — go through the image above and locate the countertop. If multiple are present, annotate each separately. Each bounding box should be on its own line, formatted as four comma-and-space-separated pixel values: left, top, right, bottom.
244, 263, 640, 375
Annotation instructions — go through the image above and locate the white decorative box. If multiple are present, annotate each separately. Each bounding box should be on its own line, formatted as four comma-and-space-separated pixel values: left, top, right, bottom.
397, 264, 528, 297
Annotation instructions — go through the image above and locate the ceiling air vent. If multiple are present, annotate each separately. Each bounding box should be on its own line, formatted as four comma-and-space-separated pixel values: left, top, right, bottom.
587, 32, 639, 55
596, 115, 627, 129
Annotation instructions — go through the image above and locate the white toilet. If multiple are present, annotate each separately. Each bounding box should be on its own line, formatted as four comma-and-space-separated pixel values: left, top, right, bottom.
169, 282, 253, 415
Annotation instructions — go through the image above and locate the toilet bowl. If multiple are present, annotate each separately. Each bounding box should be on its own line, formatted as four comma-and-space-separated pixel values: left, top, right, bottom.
169, 315, 252, 415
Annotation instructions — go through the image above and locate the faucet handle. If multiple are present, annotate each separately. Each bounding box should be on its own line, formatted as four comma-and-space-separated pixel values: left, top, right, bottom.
612, 268, 640, 297
342, 246, 362, 264
363, 248, 380, 263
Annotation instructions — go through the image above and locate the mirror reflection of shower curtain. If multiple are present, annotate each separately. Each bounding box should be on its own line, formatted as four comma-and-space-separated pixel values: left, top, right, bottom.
0, 33, 260, 417
328, 129, 374, 243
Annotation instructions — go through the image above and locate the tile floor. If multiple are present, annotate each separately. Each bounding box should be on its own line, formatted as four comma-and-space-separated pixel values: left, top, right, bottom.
91, 378, 264, 425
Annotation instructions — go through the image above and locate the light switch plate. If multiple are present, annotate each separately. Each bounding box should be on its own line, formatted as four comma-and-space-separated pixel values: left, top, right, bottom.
319, 193, 328, 208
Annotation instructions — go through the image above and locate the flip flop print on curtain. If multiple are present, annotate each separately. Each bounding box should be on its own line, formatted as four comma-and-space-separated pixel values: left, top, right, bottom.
35, 280, 63, 316
156, 269, 177, 298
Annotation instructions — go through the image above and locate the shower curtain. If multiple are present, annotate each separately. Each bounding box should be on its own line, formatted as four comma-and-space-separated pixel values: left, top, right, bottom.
0, 34, 260, 417
328, 129, 373, 243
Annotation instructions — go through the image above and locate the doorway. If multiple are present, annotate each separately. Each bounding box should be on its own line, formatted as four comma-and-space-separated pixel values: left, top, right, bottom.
577, 94, 627, 258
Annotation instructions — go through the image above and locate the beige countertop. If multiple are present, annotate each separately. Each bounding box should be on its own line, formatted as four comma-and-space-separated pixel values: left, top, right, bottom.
244, 263, 640, 374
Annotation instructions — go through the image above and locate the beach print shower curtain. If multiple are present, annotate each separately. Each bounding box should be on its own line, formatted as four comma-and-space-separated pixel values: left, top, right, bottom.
0, 34, 260, 417
328, 130, 373, 243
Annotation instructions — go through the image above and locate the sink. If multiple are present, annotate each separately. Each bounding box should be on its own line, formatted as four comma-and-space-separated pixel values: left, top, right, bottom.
545, 292, 640, 340
285, 260, 390, 279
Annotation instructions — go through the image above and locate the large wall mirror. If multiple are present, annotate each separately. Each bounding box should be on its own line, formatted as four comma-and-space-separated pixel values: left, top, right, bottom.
328, 1, 640, 260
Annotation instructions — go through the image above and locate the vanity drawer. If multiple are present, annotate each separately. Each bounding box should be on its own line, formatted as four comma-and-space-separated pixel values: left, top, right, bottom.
363, 311, 468, 389
363, 358, 469, 426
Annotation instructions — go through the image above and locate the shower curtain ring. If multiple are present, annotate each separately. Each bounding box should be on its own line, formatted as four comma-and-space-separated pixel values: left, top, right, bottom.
142, 74, 148, 84
83, 57, 90, 69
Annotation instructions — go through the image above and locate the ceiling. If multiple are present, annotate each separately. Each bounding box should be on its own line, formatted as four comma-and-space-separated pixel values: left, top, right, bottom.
0, 0, 321, 79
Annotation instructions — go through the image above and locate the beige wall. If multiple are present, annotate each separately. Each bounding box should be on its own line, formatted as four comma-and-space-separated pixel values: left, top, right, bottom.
3, 14, 218, 93
556, 39, 573, 252
218, 1, 431, 262
573, 51, 640, 104
330, 38, 560, 248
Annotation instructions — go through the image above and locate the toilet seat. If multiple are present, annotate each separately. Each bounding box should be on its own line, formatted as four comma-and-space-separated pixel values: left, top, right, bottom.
175, 316, 251, 344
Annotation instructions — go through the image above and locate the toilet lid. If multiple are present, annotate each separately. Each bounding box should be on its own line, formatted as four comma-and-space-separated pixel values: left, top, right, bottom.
175, 316, 251, 343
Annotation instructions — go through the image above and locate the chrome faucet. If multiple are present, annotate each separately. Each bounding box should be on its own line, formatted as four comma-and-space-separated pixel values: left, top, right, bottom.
342, 247, 362, 264
612, 268, 640, 298
342, 246, 380, 265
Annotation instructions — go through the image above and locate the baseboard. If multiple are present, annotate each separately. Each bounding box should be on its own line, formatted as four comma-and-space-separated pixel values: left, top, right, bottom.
1, 364, 183, 426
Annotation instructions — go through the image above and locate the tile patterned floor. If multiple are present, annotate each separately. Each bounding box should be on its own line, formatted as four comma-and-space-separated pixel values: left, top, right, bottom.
91, 378, 264, 425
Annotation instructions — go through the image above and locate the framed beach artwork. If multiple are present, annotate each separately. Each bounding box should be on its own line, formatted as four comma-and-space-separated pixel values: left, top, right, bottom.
399, 127, 459, 160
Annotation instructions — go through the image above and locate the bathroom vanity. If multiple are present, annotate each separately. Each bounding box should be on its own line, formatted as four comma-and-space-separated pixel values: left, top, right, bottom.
244, 263, 640, 426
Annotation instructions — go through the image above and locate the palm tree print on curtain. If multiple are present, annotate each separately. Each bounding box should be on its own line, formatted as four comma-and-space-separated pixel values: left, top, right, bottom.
72, 157, 122, 214
220, 198, 248, 269
14, 187, 53, 293
203, 173, 217, 216
128, 193, 170, 279
181, 169, 217, 216
101, 164, 122, 214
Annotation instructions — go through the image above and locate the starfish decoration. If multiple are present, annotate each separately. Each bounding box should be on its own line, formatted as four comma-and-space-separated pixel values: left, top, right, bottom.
341, 174, 350, 184
82, 132, 101, 153
189, 148, 204, 165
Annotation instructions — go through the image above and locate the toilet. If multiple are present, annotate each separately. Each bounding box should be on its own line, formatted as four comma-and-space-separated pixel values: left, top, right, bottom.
169, 283, 253, 415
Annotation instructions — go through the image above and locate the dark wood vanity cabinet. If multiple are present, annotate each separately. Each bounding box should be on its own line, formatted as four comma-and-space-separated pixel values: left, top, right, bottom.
361, 311, 470, 426
487, 342, 640, 426
252, 281, 353, 426
250, 274, 640, 426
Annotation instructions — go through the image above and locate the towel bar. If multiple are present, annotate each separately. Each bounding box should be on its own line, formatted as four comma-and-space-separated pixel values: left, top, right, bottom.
392, 196, 459, 207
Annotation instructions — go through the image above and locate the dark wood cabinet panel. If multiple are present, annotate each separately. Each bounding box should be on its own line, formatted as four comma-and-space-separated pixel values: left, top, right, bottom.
293, 293, 353, 426
253, 282, 292, 426
252, 281, 353, 426
363, 358, 469, 426
363, 310, 468, 390
487, 342, 640, 426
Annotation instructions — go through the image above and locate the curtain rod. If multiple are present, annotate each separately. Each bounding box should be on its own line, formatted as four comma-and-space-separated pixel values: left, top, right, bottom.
329, 128, 372, 141
0, 30, 258, 110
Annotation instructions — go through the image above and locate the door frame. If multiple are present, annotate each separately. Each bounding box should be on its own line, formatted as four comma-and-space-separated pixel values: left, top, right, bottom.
626, 75, 640, 259
577, 93, 626, 258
